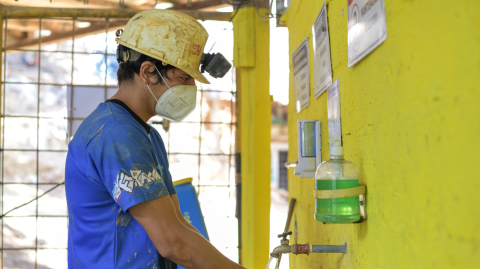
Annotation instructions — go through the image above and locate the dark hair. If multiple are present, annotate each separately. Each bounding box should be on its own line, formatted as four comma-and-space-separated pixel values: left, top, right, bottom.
116, 45, 176, 86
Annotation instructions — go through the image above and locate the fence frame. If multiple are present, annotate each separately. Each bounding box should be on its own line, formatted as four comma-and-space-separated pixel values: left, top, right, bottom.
0, 4, 235, 268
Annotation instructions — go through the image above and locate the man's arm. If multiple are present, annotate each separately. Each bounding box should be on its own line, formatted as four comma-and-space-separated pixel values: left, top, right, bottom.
171, 194, 203, 236
129, 195, 245, 269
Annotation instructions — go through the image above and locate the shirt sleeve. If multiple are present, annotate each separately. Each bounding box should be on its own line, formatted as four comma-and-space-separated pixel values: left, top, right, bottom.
162, 162, 177, 196
87, 121, 170, 212
150, 126, 176, 196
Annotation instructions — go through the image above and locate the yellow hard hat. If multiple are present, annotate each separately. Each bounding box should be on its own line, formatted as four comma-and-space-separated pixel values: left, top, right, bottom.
116, 9, 210, 84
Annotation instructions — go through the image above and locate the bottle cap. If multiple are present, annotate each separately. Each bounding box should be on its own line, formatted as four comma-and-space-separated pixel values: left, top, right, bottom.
330, 146, 344, 156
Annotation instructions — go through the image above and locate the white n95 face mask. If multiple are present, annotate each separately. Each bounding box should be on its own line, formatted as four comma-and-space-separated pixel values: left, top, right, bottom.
146, 66, 197, 122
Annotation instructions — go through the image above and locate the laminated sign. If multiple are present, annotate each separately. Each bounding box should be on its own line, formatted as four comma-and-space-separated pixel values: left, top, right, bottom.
292, 38, 310, 113
347, 0, 387, 67
327, 79, 341, 148
312, 1, 333, 98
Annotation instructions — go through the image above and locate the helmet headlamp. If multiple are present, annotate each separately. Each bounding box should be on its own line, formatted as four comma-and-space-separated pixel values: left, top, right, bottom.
200, 53, 232, 79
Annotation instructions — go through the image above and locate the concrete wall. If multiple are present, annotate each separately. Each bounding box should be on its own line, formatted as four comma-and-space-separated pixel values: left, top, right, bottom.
284, 0, 480, 268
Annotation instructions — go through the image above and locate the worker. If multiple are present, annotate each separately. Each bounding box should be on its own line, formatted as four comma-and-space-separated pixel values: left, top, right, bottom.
65, 9, 244, 269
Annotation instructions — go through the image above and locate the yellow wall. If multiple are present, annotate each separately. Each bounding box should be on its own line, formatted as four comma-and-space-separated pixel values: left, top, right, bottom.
284, 0, 480, 268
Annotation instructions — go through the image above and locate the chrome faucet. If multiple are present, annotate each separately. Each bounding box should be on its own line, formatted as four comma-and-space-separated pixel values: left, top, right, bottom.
270, 231, 309, 269
267, 198, 348, 269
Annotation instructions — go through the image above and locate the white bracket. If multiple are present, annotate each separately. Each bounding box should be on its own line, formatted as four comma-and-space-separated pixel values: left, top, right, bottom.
293, 120, 321, 178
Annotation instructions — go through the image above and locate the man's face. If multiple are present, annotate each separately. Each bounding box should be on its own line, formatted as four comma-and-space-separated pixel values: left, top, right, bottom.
148, 67, 196, 101
163, 68, 196, 88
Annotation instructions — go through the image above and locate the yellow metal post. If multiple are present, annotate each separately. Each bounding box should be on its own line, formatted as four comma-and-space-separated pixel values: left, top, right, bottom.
233, 6, 270, 268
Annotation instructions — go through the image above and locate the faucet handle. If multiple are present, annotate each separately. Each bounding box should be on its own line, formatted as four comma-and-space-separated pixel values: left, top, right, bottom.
277, 231, 292, 240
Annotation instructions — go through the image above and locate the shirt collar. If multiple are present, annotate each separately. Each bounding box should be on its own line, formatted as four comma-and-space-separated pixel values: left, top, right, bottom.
105, 99, 151, 134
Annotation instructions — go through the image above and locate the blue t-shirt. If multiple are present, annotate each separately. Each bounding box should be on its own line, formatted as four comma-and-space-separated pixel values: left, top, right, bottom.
65, 100, 177, 268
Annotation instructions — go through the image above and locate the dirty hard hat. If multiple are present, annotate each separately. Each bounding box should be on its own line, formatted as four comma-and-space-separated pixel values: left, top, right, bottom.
116, 9, 210, 84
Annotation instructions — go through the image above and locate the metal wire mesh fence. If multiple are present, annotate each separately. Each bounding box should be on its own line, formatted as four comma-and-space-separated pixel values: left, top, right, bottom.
0, 11, 236, 268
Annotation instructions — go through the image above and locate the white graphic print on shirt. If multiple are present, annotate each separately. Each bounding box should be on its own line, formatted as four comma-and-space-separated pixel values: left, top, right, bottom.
113, 168, 164, 201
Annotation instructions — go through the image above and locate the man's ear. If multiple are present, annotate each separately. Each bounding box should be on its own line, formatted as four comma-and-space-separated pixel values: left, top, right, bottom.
139, 61, 156, 84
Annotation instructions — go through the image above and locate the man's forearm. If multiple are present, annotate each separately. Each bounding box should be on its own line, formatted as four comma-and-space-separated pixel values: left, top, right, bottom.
130, 196, 245, 269
181, 218, 203, 236
169, 224, 245, 269
172, 194, 207, 239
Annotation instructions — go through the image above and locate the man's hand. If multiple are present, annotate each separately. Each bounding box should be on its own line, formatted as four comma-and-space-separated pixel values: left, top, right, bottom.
129, 195, 246, 269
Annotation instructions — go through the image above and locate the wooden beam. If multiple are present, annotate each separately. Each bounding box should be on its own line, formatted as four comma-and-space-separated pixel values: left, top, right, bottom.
3, 5, 231, 21
172, 0, 224, 10
119, 0, 187, 9
6, 19, 74, 32
0, 0, 120, 9
0, 0, 188, 9
6, 22, 126, 50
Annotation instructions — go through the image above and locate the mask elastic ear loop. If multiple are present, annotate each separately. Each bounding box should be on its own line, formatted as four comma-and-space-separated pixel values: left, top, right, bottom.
146, 84, 158, 102
147, 63, 171, 102
153, 64, 171, 89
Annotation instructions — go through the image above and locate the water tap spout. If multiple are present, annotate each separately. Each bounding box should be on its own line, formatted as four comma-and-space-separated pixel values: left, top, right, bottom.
270, 244, 295, 258
270, 231, 292, 257
268, 232, 310, 269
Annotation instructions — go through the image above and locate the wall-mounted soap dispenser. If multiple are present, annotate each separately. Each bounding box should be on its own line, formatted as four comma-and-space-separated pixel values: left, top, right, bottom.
291, 120, 321, 178
311, 79, 366, 223
313, 142, 366, 223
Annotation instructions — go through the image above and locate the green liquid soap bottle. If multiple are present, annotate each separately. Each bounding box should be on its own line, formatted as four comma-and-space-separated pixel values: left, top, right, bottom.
315, 146, 361, 223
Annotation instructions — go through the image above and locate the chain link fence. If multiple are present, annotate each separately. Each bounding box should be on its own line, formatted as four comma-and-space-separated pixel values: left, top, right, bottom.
0, 7, 236, 268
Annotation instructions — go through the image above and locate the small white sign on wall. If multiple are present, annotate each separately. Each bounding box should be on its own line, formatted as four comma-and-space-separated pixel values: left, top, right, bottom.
312, 1, 333, 98
347, 0, 387, 67
292, 38, 310, 113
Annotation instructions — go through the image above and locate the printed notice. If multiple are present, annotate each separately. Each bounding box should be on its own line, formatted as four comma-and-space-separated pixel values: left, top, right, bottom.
327, 79, 341, 148
312, 1, 332, 98
292, 38, 310, 113
347, 0, 387, 67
